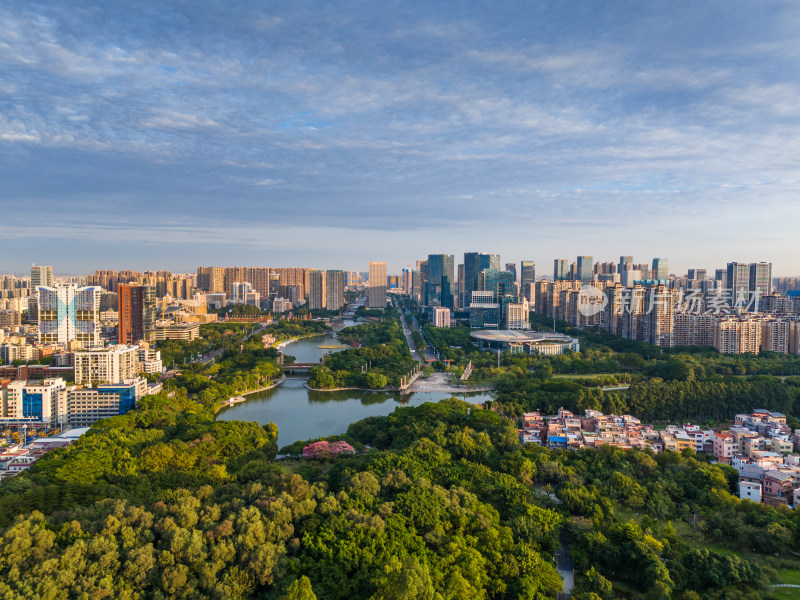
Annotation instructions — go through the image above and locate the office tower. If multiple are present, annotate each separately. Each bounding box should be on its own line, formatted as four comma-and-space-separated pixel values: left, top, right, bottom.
469, 290, 500, 328
368, 262, 387, 308
714, 269, 727, 289
425, 254, 455, 309
749, 262, 772, 295
554, 259, 569, 281
411, 270, 422, 303
74, 345, 141, 384
325, 270, 345, 310
38, 284, 101, 346
652, 258, 669, 281
520, 261, 535, 300
619, 256, 633, 272
463, 253, 498, 306
308, 270, 327, 310
687, 269, 706, 281
268, 274, 281, 297
505, 263, 517, 282
401, 268, 411, 295
726, 262, 750, 300
576, 256, 593, 284
118, 284, 156, 345
457, 263, 465, 307
29, 265, 54, 321
621, 270, 642, 287
481, 269, 516, 300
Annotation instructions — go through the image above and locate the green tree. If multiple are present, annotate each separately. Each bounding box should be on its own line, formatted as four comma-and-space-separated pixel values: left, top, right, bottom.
279, 576, 317, 600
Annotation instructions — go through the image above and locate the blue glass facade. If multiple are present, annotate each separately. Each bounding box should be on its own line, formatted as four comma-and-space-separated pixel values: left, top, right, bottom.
97, 384, 137, 415
22, 392, 43, 419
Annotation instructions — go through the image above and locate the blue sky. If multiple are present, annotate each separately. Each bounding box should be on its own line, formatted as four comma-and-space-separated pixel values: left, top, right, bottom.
2, 1, 799, 276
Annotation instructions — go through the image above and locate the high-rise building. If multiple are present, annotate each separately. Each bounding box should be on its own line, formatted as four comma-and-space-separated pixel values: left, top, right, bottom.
401, 268, 412, 296
118, 284, 156, 345
481, 269, 516, 298
505, 263, 517, 282
432, 307, 451, 328
411, 270, 422, 304
463, 253, 499, 307
308, 270, 327, 310
425, 254, 455, 309
38, 284, 101, 346
457, 263, 465, 308
714, 316, 762, 354
368, 262, 387, 309
325, 270, 345, 310
727, 262, 751, 301
619, 256, 633, 272
29, 265, 54, 321
554, 259, 569, 281
687, 269, 707, 281
576, 256, 593, 284
749, 262, 772, 295
651, 258, 669, 281
74, 345, 141, 385
520, 261, 535, 301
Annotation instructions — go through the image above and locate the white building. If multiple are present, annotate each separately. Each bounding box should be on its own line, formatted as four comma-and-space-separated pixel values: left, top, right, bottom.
138, 347, 164, 374
506, 299, 531, 330
59, 378, 147, 427
432, 307, 451, 328
3, 378, 67, 424
1, 343, 34, 365
74, 345, 140, 385
739, 481, 762, 503
38, 284, 101, 346
272, 298, 293, 313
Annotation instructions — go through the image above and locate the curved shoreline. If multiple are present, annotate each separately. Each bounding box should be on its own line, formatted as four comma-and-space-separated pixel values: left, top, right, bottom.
214, 379, 286, 414
303, 381, 494, 394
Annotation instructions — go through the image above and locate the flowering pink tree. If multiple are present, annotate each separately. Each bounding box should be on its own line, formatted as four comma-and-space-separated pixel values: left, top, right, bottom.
329, 441, 355, 455
302, 440, 356, 459
302, 441, 331, 459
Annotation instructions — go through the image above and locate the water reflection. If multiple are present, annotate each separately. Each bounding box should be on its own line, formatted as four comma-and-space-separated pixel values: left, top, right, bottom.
217, 378, 493, 447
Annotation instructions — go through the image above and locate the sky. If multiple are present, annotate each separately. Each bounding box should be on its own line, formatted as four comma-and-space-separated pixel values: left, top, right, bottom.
2, 1, 800, 276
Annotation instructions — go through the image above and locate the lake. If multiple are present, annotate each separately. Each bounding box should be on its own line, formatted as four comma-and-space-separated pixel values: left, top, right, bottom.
216, 326, 493, 447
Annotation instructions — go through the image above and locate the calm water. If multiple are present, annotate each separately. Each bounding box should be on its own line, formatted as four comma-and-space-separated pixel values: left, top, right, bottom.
218, 325, 493, 447
217, 379, 493, 448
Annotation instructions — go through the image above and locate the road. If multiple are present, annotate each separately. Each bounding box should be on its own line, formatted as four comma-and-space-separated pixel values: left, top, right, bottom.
393, 298, 434, 362
556, 530, 574, 599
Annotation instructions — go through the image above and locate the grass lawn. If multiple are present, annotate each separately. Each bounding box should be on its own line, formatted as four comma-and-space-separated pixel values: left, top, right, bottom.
552, 372, 625, 379
768, 588, 799, 600
775, 568, 800, 585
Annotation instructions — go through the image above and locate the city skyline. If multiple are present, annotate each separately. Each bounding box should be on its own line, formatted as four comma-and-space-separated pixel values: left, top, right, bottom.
2, 3, 800, 273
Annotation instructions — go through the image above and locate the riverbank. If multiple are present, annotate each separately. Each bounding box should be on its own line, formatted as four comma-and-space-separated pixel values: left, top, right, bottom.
273, 333, 324, 350
242, 378, 286, 396
214, 379, 286, 413
304, 379, 493, 394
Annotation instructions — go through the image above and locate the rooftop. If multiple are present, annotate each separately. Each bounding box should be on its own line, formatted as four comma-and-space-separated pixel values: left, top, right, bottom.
470, 330, 575, 344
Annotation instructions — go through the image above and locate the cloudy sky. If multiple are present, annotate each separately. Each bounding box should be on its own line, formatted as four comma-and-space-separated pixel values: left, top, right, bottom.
2, 1, 800, 276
